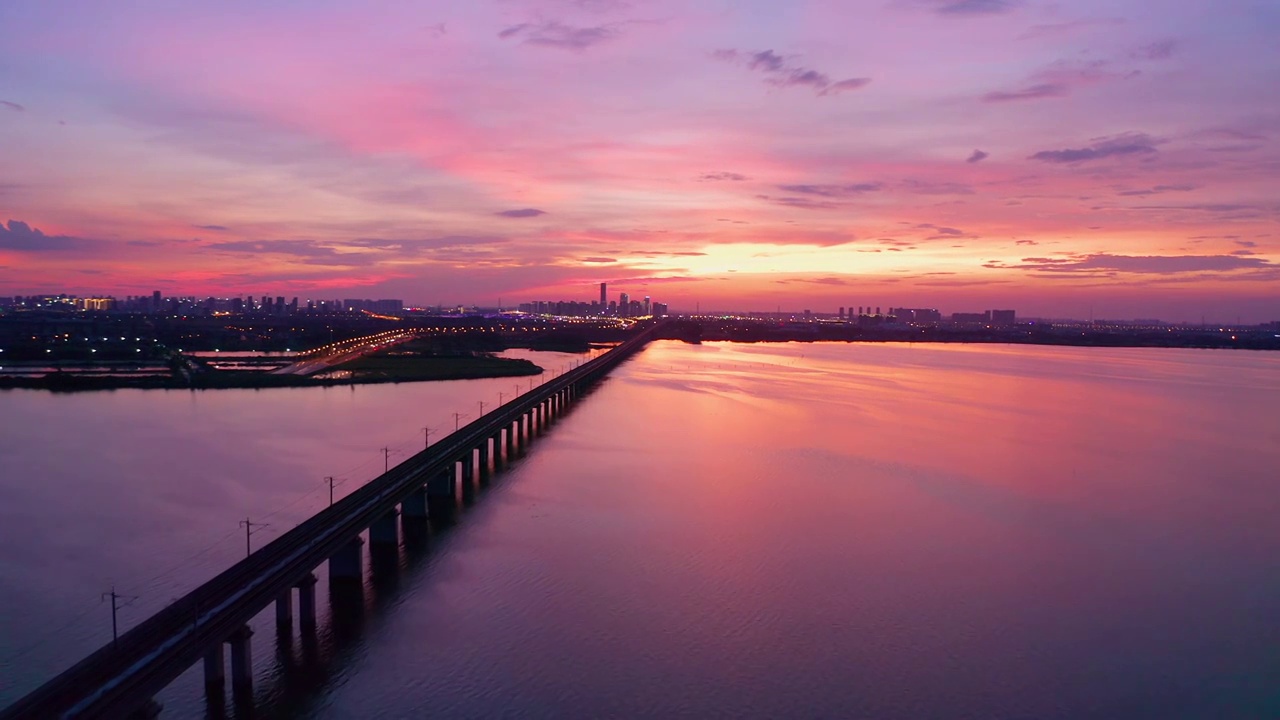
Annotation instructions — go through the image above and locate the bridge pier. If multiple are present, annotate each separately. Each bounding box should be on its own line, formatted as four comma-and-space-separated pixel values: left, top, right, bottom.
403, 486, 428, 518
329, 536, 364, 582
275, 590, 293, 630
460, 453, 474, 484
370, 509, 398, 546
479, 441, 490, 477
203, 643, 225, 694
296, 573, 318, 630
428, 469, 455, 520
229, 625, 254, 701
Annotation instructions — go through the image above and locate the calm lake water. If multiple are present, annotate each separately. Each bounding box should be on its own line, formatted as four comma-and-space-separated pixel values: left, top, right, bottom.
1, 342, 1278, 719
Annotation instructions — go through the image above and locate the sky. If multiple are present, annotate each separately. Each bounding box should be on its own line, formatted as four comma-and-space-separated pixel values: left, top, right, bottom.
1, 0, 1278, 322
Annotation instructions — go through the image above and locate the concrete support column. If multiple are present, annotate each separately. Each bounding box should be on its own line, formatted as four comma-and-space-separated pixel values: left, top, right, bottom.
204, 642, 225, 693
428, 468, 455, 519
329, 536, 364, 581
228, 625, 254, 699
509, 422, 517, 453
403, 486, 428, 518
370, 510, 398, 546
275, 590, 293, 630
428, 469, 452, 497
479, 442, 490, 476
461, 453, 474, 483
296, 573, 318, 629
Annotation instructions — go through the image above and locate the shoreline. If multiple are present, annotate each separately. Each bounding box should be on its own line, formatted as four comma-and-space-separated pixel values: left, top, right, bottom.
4, 334, 1276, 393
0, 356, 544, 393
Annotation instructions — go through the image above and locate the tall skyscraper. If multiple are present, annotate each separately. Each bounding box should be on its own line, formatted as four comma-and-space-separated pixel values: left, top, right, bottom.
600, 282, 607, 310
643, 296, 651, 315
619, 292, 630, 317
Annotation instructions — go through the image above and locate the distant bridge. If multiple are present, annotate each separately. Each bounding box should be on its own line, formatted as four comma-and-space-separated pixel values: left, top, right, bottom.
2, 320, 666, 720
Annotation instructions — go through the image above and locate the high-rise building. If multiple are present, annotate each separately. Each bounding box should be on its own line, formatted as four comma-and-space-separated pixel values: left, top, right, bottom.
990, 309, 1016, 325
619, 292, 630, 317
600, 283, 607, 311
643, 296, 651, 316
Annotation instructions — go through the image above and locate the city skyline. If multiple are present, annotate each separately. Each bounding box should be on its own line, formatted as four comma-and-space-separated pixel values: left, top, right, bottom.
2, 1, 1279, 322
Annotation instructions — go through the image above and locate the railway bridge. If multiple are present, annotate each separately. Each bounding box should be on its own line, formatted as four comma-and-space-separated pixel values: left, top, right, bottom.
1, 319, 666, 720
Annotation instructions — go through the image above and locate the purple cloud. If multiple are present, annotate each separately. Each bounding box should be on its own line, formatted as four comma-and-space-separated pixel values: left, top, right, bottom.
698, 172, 748, 181
923, 0, 1020, 16
982, 83, 1068, 103
966, 149, 989, 163
777, 183, 882, 197
987, 253, 1273, 274
776, 69, 832, 90
496, 208, 547, 218
499, 22, 618, 51
1133, 39, 1178, 60
824, 78, 873, 95
759, 194, 840, 210
0, 101, 23, 112
718, 49, 870, 97
901, 179, 974, 195
915, 223, 965, 236
204, 235, 511, 267
1116, 184, 1197, 197
749, 50, 785, 72
0, 220, 89, 251
194, 224, 230, 231
1029, 132, 1162, 163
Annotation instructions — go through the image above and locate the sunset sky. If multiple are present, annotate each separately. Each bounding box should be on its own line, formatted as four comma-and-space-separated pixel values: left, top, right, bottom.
1, 0, 1277, 321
